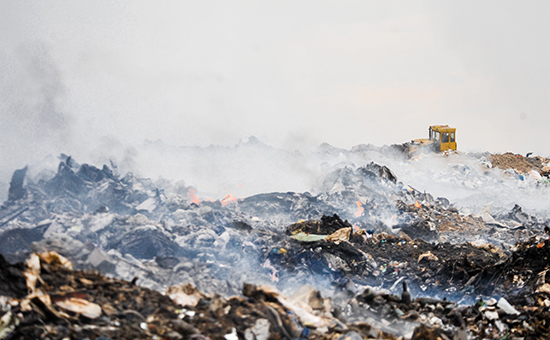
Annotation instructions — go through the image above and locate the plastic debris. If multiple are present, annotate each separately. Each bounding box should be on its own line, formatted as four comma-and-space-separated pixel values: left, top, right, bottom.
54, 297, 102, 319
497, 297, 520, 315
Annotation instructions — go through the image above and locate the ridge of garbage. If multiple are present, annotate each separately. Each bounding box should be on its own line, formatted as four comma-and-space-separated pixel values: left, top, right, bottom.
1, 150, 550, 339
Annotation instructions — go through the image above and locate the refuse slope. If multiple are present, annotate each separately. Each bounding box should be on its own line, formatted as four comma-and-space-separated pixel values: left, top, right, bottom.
1, 148, 550, 339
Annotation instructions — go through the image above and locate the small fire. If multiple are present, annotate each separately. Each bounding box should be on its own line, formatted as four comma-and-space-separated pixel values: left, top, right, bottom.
221, 193, 238, 205
188, 190, 201, 205
355, 201, 364, 217
415, 201, 422, 209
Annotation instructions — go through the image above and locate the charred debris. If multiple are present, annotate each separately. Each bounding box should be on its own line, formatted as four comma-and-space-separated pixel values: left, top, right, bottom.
1, 150, 550, 339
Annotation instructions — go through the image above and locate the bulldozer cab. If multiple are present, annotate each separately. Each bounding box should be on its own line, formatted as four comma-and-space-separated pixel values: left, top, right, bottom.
429, 125, 456, 152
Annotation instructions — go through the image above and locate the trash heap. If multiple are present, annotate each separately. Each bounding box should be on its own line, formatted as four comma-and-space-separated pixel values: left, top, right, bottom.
1, 247, 549, 340
1, 151, 550, 339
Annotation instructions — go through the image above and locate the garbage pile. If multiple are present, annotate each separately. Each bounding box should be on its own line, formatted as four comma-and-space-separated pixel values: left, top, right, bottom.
1, 151, 550, 339
1, 159, 422, 293
274, 214, 550, 301
489, 152, 548, 175
481, 152, 550, 185
1, 248, 549, 340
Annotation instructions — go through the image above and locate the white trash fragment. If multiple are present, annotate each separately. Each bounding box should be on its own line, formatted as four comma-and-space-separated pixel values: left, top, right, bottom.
479, 202, 496, 223
54, 298, 102, 319
166, 283, 206, 307
484, 310, 499, 320
244, 318, 270, 340
325, 227, 351, 243
497, 297, 520, 315
24, 253, 41, 292
417, 251, 439, 263
39, 252, 73, 270
136, 197, 158, 213
486, 298, 497, 306
224, 327, 238, 340
0, 311, 20, 340
536, 283, 550, 294
494, 320, 506, 333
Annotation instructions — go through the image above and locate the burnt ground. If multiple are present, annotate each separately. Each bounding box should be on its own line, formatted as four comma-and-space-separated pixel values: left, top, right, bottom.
272, 214, 518, 301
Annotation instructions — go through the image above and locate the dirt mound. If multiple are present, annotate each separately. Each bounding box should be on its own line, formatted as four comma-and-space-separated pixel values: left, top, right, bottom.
490, 152, 544, 173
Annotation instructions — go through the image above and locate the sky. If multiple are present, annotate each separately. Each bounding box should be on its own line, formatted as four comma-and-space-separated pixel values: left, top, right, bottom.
1, 1, 550, 188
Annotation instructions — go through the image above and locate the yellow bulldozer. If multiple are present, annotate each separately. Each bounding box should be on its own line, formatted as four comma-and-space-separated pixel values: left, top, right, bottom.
406, 125, 457, 157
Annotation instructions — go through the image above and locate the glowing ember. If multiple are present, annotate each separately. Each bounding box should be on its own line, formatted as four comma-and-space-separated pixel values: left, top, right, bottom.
355, 201, 364, 217
188, 190, 201, 205
221, 193, 238, 205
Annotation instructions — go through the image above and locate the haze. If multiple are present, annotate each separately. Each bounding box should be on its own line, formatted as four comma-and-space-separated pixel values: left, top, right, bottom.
1, 1, 550, 200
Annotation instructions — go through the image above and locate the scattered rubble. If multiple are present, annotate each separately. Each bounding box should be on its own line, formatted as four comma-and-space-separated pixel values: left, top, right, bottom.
1, 149, 550, 339
1, 249, 549, 340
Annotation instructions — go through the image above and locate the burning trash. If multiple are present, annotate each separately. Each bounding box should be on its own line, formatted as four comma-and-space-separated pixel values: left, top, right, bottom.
1, 147, 550, 339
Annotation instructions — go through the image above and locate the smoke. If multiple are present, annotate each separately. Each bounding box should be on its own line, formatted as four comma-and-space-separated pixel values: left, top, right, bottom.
0, 43, 73, 200
127, 137, 323, 200
350, 151, 550, 219
2, 1, 550, 207
94, 137, 550, 223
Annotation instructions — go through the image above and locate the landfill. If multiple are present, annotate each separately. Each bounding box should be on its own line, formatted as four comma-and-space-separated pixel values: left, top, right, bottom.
1, 145, 550, 339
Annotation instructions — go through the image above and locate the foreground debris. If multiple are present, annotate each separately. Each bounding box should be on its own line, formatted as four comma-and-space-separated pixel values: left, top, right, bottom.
1, 251, 549, 340
0, 154, 548, 297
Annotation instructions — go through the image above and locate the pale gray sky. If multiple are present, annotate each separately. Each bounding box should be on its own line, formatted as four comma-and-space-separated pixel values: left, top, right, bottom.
1, 1, 550, 177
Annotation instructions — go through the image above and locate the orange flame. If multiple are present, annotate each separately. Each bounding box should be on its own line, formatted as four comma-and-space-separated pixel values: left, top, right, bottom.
355, 201, 364, 217
221, 193, 238, 205
414, 201, 422, 209
188, 190, 200, 205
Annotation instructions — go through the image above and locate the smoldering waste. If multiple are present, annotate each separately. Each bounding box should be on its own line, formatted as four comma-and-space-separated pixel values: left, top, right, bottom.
1, 152, 550, 340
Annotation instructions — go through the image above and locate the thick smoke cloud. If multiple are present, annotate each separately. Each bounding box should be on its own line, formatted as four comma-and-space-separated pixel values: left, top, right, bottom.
2, 1, 550, 201
0, 43, 72, 199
